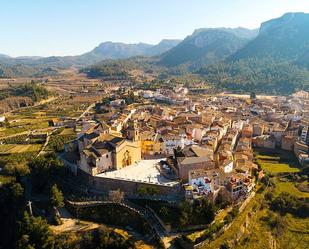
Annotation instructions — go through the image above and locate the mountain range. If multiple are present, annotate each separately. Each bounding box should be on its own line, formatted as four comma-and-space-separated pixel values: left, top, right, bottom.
1, 12, 309, 93
0, 39, 181, 68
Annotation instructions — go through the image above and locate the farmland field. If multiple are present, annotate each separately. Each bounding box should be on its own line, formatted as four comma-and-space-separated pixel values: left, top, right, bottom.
257, 161, 300, 174
254, 149, 309, 197
255, 149, 301, 174
274, 179, 309, 198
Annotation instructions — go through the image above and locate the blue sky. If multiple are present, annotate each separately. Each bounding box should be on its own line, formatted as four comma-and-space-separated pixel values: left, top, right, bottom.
1, 0, 309, 57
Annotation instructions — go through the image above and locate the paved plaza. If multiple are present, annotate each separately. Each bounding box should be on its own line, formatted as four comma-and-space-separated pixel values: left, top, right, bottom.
96, 159, 179, 186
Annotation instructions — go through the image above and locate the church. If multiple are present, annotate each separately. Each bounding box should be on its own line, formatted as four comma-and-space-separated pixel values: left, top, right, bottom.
76, 122, 141, 176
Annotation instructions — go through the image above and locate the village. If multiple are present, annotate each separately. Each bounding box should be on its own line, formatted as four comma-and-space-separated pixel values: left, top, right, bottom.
1, 78, 309, 248
59, 85, 309, 206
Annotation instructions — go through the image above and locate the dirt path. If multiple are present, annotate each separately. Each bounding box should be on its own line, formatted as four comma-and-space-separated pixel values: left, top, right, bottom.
76, 102, 96, 121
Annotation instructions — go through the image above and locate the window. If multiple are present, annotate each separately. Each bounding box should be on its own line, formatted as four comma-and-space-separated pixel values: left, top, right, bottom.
106, 154, 109, 158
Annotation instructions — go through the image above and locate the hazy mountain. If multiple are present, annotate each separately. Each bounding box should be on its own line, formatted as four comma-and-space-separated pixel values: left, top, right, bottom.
80, 42, 153, 61
230, 12, 309, 61
0, 39, 181, 68
193, 27, 258, 39
0, 54, 10, 59
77, 39, 181, 64
159, 28, 254, 68
144, 39, 181, 56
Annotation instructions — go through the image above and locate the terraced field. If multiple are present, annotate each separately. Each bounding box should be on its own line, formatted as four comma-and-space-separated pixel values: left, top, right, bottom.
203, 192, 309, 249
256, 151, 300, 174
274, 179, 309, 198
0, 144, 42, 154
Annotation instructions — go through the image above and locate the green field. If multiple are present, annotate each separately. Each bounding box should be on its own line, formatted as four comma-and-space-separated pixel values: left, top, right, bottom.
254, 149, 308, 198
0, 117, 49, 138
256, 150, 300, 174
274, 179, 309, 198
258, 161, 300, 174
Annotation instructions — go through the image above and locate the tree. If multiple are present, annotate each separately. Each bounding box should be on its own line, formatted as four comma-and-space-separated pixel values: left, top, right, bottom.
50, 184, 64, 208
159, 206, 169, 217
179, 199, 215, 227
17, 212, 55, 249
262, 211, 286, 237
10, 183, 24, 203
28, 154, 64, 191
137, 186, 159, 196
220, 242, 230, 249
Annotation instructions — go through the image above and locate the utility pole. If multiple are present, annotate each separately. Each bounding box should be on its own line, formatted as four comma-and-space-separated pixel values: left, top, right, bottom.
27, 200, 33, 216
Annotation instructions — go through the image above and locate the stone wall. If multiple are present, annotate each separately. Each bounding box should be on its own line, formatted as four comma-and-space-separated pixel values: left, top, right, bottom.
90, 175, 180, 197
74, 168, 179, 196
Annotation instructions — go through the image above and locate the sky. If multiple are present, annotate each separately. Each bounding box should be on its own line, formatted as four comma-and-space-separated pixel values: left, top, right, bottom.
1, 0, 309, 57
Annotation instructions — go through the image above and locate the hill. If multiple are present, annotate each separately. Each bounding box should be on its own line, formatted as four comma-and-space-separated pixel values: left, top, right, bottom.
197, 57, 309, 94
80, 56, 163, 79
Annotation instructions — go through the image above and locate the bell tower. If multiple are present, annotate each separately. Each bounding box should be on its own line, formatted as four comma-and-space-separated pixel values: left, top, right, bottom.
133, 121, 140, 141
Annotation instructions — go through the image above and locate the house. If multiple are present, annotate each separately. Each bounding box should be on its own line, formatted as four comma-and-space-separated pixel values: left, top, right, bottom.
79, 142, 113, 175
185, 169, 220, 202
172, 145, 215, 180
111, 99, 126, 107
161, 131, 194, 155
301, 126, 309, 145
252, 135, 276, 149
253, 123, 264, 137
281, 135, 295, 151
270, 128, 285, 146
220, 160, 233, 173
226, 174, 246, 200
242, 125, 253, 138
292, 90, 309, 99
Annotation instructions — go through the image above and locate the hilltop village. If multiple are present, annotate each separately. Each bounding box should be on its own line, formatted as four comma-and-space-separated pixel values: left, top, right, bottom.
61, 86, 309, 204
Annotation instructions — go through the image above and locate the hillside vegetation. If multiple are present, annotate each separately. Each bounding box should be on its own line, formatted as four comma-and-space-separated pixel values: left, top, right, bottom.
197, 57, 309, 94
0, 83, 49, 113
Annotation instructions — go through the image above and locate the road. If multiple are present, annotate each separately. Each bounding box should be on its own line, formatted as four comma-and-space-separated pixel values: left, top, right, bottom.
76, 102, 96, 121
37, 128, 60, 157
67, 199, 171, 247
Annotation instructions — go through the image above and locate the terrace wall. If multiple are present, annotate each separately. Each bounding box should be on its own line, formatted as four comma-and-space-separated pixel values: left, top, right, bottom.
76, 168, 180, 198
91, 175, 180, 197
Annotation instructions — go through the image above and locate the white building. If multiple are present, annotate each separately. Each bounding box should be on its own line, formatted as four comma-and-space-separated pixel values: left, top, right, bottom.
222, 160, 233, 173
162, 134, 194, 155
